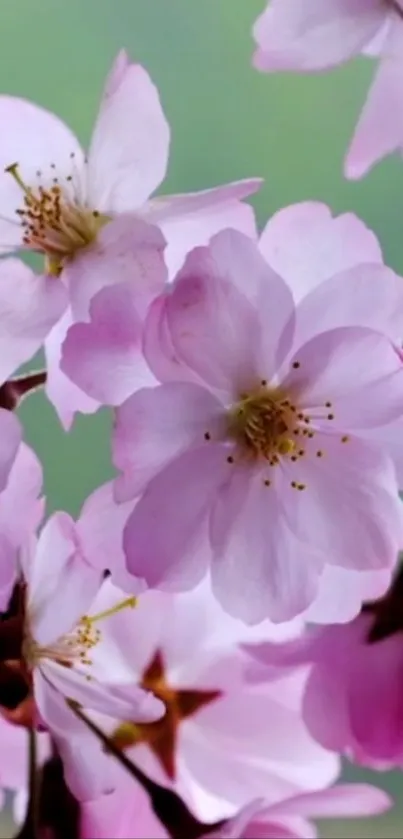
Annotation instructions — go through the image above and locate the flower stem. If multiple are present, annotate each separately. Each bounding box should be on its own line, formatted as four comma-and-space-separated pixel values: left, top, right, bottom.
16, 728, 40, 839
27, 727, 40, 838
391, 1, 403, 21
0, 370, 47, 411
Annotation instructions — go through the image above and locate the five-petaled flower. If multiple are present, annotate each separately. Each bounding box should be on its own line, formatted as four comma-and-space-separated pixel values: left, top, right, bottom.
110, 230, 403, 623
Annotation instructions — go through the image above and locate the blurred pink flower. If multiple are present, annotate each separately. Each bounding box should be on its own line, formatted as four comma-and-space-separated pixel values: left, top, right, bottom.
74, 578, 338, 819
106, 229, 403, 623
252, 0, 403, 179
245, 574, 403, 767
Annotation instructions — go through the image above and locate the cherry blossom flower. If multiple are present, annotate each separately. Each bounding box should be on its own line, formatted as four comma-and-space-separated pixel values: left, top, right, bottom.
4, 511, 165, 752
64, 200, 403, 482
68, 578, 338, 818
104, 229, 403, 623
252, 0, 403, 179
0, 49, 260, 274
59, 202, 402, 623
0, 50, 260, 428
245, 567, 403, 768
62, 208, 403, 622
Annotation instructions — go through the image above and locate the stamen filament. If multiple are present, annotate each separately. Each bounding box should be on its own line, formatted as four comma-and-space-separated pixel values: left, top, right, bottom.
83, 596, 137, 625
5, 162, 31, 196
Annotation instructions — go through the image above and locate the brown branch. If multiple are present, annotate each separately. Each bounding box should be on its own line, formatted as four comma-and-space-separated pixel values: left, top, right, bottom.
0, 370, 47, 412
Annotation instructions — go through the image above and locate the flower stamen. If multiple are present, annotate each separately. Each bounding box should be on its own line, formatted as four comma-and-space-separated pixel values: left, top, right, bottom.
5, 160, 108, 270
24, 597, 136, 672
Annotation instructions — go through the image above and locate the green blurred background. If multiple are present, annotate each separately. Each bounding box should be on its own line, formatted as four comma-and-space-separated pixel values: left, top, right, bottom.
1, 0, 402, 835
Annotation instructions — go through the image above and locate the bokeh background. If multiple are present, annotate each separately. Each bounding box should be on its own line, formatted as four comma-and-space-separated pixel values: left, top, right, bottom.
0, 0, 402, 835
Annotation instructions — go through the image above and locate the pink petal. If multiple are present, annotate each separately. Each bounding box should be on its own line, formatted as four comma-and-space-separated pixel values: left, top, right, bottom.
76, 482, 140, 591
65, 214, 167, 322
282, 435, 403, 572
113, 382, 225, 501
364, 416, 403, 488
0, 259, 67, 382
284, 326, 403, 429
143, 293, 203, 385
348, 632, 403, 761
122, 445, 228, 588
194, 227, 292, 309
268, 784, 391, 819
208, 800, 309, 839
144, 179, 261, 277
45, 309, 100, 431
205, 801, 267, 839
103, 49, 130, 98
61, 283, 154, 406
81, 782, 169, 839
165, 240, 263, 395
0, 534, 17, 610
302, 647, 354, 754
210, 471, 324, 623
259, 202, 382, 303
54, 732, 116, 802
0, 409, 22, 492
87, 57, 170, 211
292, 264, 403, 350
346, 23, 403, 179
304, 565, 392, 625
0, 96, 84, 252
253, 0, 386, 72
0, 442, 44, 551
35, 680, 118, 801
26, 512, 103, 646
77, 481, 132, 566
40, 661, 164, 725
0, 442, 44, 609
186, 679, 338, 810
145, 180, 262, 223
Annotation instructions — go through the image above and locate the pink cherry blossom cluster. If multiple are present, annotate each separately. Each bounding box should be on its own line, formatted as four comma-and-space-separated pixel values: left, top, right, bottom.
0, 4, 403, 835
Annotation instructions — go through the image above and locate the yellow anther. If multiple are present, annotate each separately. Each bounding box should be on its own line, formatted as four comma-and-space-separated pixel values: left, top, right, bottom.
111, 721, 141, 751
277, 438, 295, 456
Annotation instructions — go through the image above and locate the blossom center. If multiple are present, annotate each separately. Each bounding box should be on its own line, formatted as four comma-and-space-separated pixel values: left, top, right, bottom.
111, 650, 221, 779
23, 596, 136, 671
6, 162, 107, 273
228, 384, 300, 464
